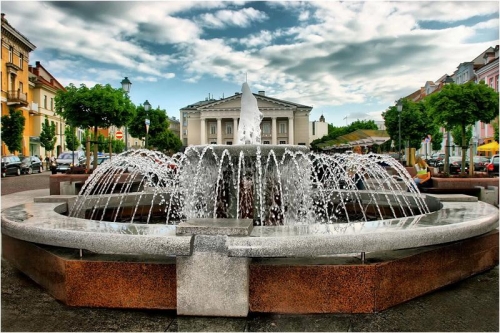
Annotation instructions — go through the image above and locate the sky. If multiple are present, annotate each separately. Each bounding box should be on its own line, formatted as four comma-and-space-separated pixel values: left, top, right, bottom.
2, 1, 499, 126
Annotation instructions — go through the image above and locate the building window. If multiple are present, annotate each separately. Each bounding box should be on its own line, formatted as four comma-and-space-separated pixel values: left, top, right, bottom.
489, 77, 494, 88
50, 98, 54, 110
44, 95, 47, 109
279, 122, 287, 134
9, 46, 13, 62
226, 141, 232, 145
19, 53, 23, 69
496, 75, 499, 92
19, 82, 23, 93
183, 113, 188, 126
209, 122, 216, 135
210, 141, 217, 145
262, 122, 271, 134
226, 123, 232, 135
279, 140, 287, 144
183, 129, 188, 136
263, 140, 270, 144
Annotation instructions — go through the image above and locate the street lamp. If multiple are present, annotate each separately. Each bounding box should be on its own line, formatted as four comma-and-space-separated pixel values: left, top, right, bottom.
144, 100, 151, 149
120, 77, 132, 150
396, 99, 403, 163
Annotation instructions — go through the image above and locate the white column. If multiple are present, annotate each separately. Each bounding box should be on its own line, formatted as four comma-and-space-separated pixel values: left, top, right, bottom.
233, 118, 238, 143
271, 117, 277, 145
200, 118, 206, 145
217, 118, 222, 144
288, 117, 294, 145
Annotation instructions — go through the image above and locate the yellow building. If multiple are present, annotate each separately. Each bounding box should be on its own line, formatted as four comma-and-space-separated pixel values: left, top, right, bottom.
28, 61, 67, 158
1, 13, 36, 156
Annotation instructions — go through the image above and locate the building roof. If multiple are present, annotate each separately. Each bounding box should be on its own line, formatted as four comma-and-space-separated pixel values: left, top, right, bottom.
1, 13, 36, 51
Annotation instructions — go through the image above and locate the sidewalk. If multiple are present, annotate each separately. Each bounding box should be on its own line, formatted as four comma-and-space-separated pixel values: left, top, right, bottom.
1, 190, 498, 332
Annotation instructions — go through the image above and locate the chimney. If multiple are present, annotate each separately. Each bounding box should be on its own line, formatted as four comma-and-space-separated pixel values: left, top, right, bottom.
258, 91, 265, 96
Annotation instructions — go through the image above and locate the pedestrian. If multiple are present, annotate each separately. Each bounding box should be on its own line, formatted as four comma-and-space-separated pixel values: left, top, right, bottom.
45, 156, 50, 171
413, 156, 431, 188
352, 146, 365, 190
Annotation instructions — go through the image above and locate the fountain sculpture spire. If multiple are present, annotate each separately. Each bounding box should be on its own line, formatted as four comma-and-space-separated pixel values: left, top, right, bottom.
237, 82, 263, 145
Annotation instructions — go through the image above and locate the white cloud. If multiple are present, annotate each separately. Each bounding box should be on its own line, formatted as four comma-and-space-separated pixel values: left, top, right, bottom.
197, 7, 268, 29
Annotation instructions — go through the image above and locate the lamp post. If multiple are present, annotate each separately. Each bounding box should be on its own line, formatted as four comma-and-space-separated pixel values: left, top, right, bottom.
120, 77, 132, 150
396, 99, 403, 163
144, 100, 151, 149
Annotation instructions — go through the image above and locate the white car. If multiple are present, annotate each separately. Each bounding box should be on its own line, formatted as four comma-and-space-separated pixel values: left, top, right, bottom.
54, 151, 85, 173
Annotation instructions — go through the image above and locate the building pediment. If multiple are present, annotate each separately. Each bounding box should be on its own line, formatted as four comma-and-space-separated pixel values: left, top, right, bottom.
197, 93, 309, 111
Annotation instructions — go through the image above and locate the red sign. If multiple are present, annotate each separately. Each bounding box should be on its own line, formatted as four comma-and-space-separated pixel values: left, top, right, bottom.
115, 131, 123, 139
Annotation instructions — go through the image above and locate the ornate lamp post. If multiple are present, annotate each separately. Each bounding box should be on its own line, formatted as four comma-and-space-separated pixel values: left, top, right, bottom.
144, 100, 151, 149
396, 99, 403, 163
120, 77, 132, 150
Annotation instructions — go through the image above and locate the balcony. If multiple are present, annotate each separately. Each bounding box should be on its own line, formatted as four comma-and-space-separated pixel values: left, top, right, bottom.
7, 90, 28, 107
29, 102, 39, 116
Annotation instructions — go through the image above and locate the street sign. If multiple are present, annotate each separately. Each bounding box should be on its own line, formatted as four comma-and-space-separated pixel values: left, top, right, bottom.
115, 131, 123, 139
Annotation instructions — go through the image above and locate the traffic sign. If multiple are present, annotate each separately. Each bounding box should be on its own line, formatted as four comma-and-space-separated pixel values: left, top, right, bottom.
115, 131, 123, 139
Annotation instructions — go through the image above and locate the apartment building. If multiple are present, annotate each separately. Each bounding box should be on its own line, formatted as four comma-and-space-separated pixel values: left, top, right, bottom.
1, 13, 36, 156
180, 90, 313, 147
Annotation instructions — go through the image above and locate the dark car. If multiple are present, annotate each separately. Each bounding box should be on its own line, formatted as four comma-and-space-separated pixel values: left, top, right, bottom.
435, 156, 469, 174
485, 155, 499, 177
1, 155, 22, 177
467, 156, 490, 172
427, 153, 445, 167
79, 156, 110, 169
20, 156, 43, 174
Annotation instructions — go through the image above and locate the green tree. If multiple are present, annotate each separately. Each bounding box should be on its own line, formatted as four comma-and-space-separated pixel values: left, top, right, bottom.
311, 119, 378, 150
431, 131, 444, 152
55, 83, 135, 169
65, 126, 80, 151
382, 98, 438, 152
450, 125, 473, 151
40, 116, 57, 156
491, 116, 499, 143
425, 81, 499, 175
1, 107, 25, 154
128, 105, 181, 152
111, 138, 125, 153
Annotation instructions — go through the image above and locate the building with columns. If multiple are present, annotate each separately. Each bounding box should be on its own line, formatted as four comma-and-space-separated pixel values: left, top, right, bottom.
180, 90, 313, 147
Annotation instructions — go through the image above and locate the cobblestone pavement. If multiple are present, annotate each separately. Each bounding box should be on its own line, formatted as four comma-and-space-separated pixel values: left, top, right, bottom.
1, 176, 498, 332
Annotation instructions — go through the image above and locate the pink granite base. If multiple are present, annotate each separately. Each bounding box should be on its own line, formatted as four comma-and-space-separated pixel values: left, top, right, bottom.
2, 231, 498, 313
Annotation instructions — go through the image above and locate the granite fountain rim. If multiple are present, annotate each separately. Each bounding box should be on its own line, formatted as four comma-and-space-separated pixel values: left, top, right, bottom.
1, 194, 498, 257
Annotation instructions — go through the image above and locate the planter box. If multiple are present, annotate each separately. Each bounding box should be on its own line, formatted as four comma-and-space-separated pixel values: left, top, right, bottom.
432, 177, 499, 189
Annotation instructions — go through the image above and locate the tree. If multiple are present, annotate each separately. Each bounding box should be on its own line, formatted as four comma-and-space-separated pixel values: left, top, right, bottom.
311, 119, 378, 150
450, 125, 472, 151
128, 105, 181, 152
40, 116, 57, 156
65, 126, 80, 151
491, 116, 499, 143
55, 83, 136, 169
431, 131, 444, 152
382, 98, 439, 152
1, 107, 25, 154
425, 81, 499, 175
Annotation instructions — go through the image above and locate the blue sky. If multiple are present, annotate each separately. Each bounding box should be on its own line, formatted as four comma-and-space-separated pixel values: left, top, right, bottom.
3, 1, 499, 126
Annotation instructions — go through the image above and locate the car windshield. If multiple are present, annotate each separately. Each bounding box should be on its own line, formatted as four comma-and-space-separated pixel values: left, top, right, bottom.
21, 158, 31, 163
58, 153, 77, 159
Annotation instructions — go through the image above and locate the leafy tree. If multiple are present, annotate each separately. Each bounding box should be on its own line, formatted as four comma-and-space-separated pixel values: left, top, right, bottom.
128, 105, 181, 152
491, 116, 499, 143
65, 126, 80, 151
431, 131, 443, 152
111, 138, 125, 153
55, 83, 136, 169
382, 98, 439, 152
1, 107, 25, 154
424, 81, 499, 175
450, 125, 472, 151
40, 116, 57, 156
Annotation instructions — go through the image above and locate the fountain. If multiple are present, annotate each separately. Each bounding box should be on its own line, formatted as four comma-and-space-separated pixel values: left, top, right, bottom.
1, 82, 498, 317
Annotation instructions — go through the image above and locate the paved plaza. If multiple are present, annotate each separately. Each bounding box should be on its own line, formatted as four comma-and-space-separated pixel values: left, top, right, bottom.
1, 189, 499, 332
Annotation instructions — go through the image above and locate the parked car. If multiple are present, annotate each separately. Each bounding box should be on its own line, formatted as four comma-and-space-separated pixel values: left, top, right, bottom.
485, 154, 499, 177
427, 153, 445, 167
467, 156, 490, 172
79, 156, 110, 169
53, 151, 86, 174
20, 156, 43, 174
1, 155, 22, 177
436, 156, 469, 174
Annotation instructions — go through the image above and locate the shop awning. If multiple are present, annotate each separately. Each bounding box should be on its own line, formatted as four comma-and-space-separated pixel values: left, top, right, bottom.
477, 141, 499, 152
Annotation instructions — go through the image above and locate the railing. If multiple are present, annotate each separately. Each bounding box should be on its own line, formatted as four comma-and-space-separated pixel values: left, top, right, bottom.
7, 90, 28, 105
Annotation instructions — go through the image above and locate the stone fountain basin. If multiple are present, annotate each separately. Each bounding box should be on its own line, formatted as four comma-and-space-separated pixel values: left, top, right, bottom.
1, 192, 498, 258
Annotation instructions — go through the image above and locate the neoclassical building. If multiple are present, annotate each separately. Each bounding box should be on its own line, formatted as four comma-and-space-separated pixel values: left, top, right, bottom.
180, 90, 313, 147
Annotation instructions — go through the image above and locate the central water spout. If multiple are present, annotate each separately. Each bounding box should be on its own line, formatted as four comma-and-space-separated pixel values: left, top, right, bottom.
237, 82, 263, 145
